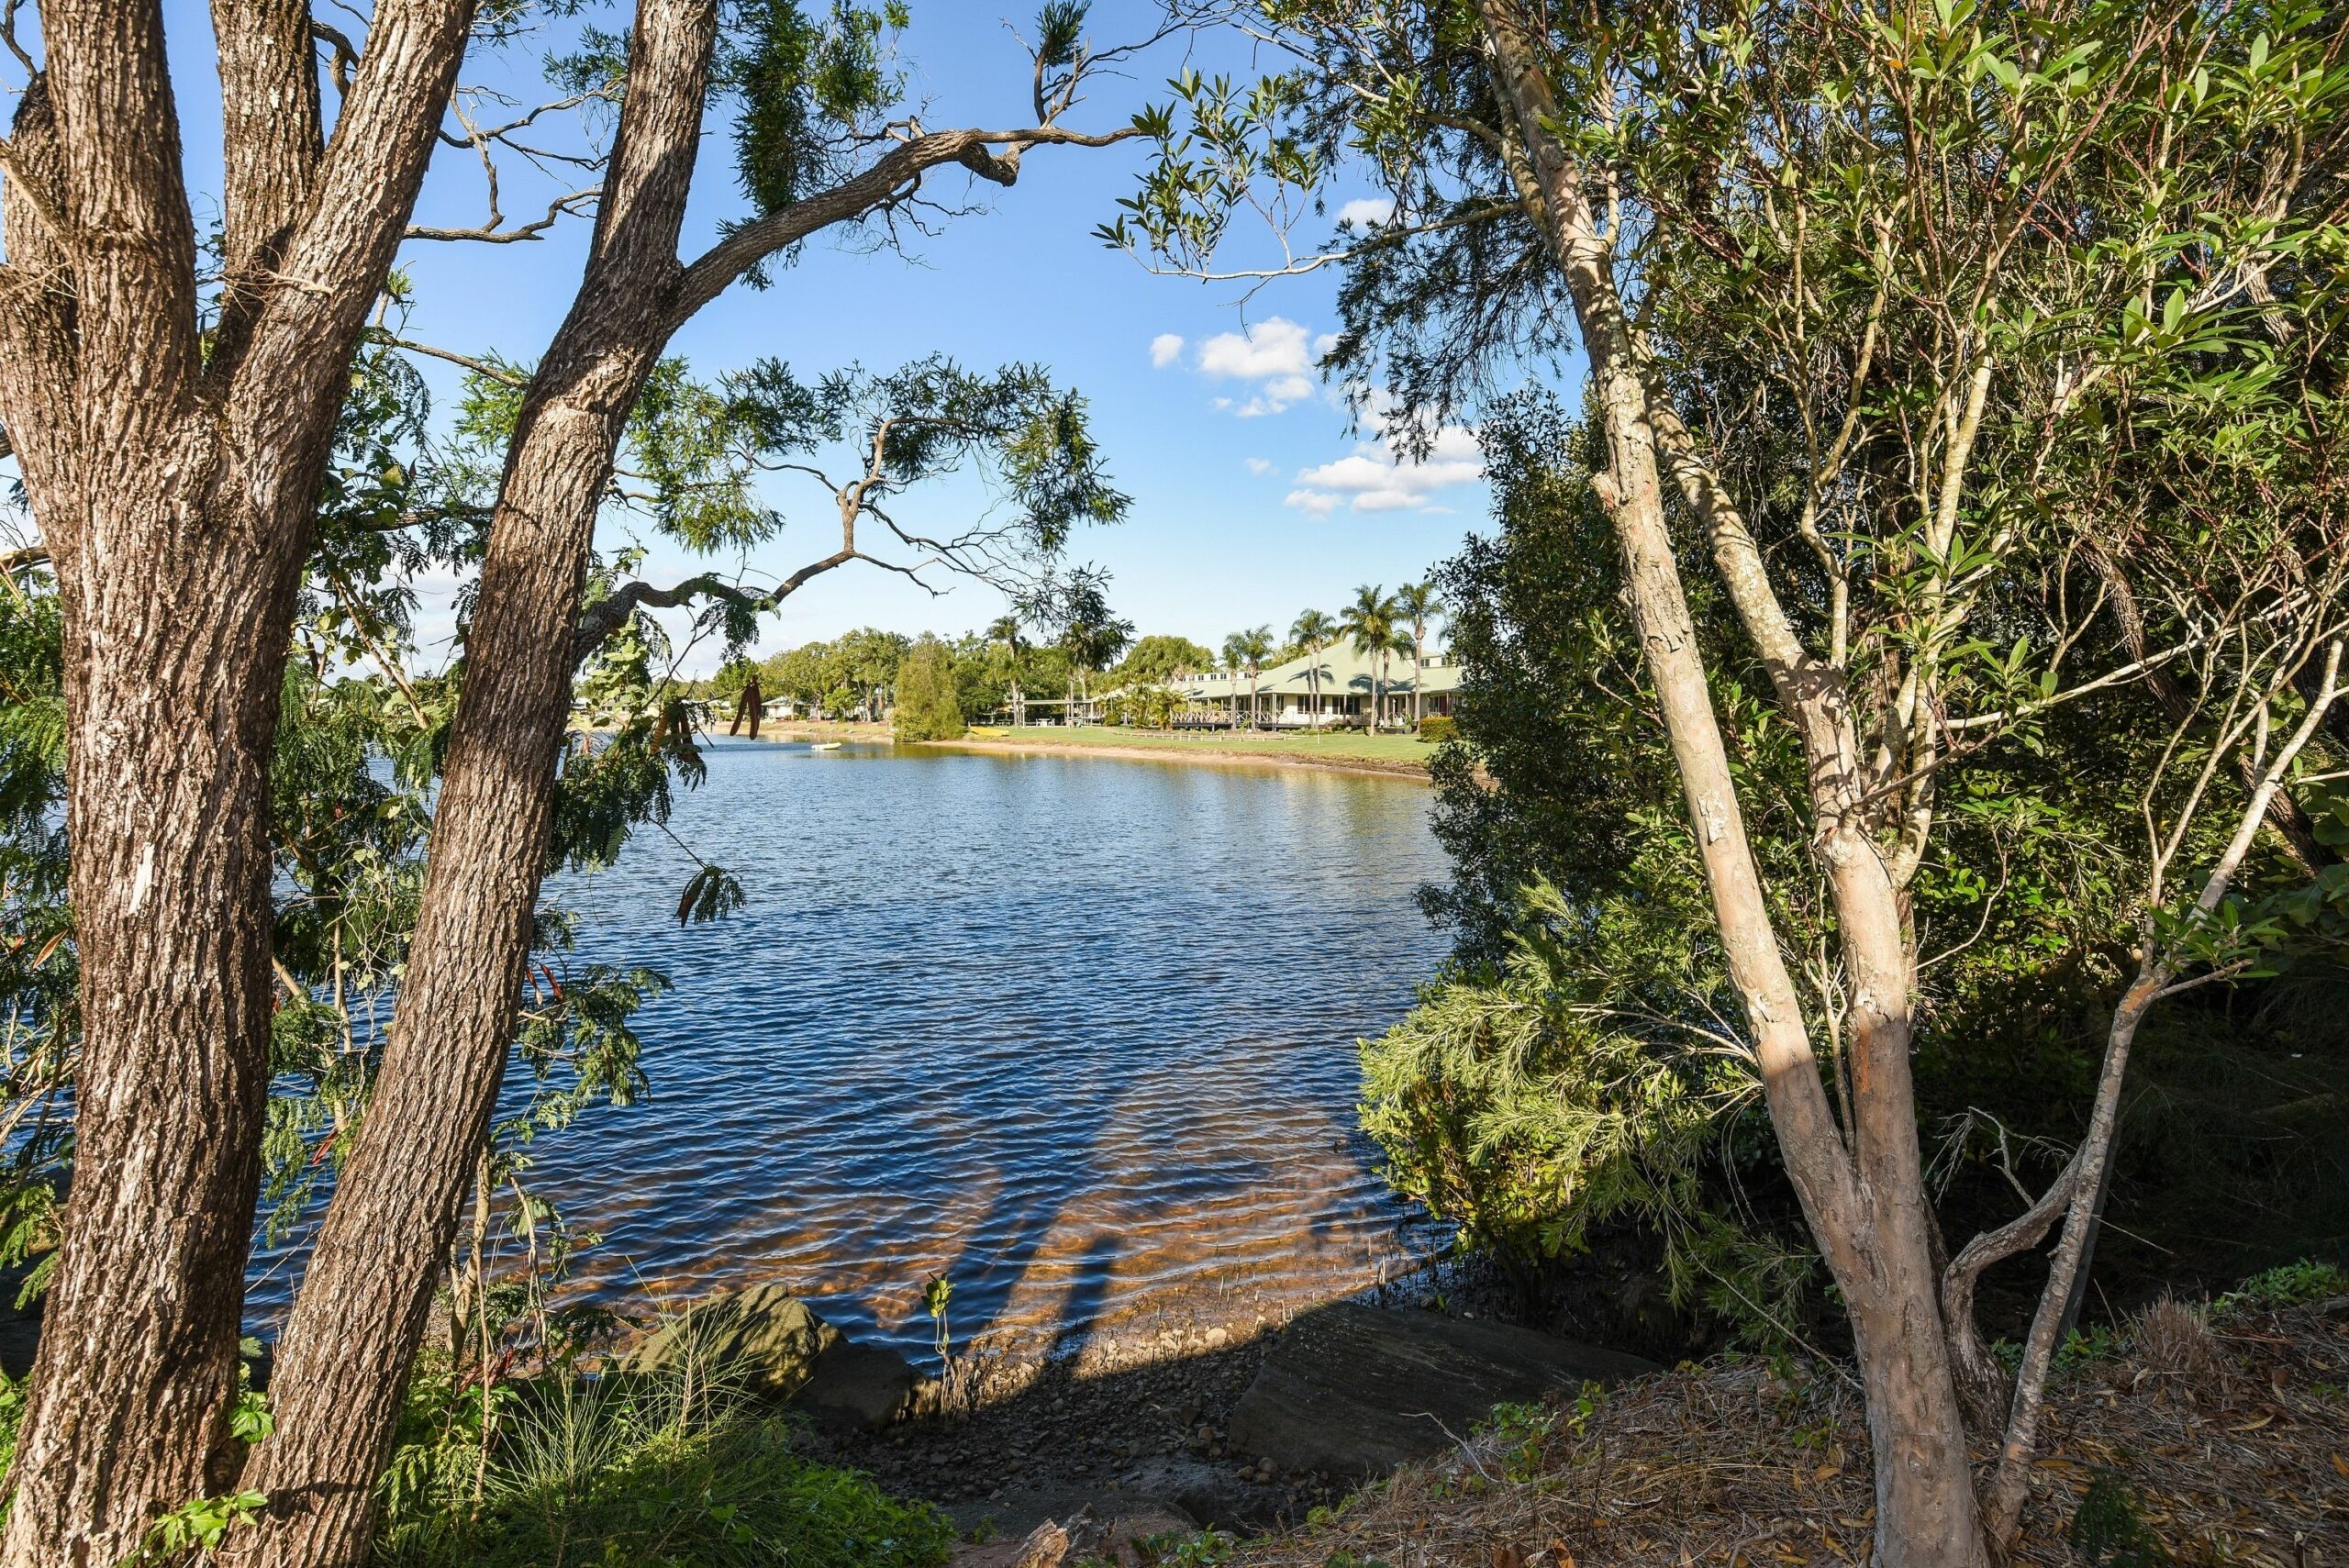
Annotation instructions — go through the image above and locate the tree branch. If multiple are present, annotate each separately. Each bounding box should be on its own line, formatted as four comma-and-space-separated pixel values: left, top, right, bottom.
218, 0, 476, 443
571, 573, 761, 670
407, 185, 600, 244
370, 330, 528, 386
669, 123, 1140, 329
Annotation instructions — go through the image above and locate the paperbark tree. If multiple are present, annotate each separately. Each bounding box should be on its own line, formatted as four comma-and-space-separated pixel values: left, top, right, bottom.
1111, 2, 2349, 1562
229, 5, 1148, 1561
0, 5, 475, 1561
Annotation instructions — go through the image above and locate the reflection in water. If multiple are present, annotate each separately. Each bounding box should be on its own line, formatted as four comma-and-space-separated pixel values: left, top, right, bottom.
269, 741, 1454, 1362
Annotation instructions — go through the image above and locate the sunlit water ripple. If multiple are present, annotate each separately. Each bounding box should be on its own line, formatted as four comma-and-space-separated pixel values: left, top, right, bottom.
255, 740, 1453, 1362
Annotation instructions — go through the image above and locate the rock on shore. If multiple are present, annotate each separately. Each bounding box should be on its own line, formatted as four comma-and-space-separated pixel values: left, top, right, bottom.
623, 1282, 916, 1431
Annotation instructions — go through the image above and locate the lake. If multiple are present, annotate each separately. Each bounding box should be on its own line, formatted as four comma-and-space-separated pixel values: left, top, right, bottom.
270, 740, 1456, 1363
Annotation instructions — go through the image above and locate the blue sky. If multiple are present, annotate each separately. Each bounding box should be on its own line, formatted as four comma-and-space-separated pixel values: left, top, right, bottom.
150, 2, 1513, 673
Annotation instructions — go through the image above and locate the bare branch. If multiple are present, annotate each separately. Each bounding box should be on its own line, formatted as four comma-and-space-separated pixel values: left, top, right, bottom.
573, 573, 762, 670
311, 19, 359, 97
407, 185, 599, 244
371, 330, 527, 387
0, 137, 67, 247
1119, 199, 1526, 284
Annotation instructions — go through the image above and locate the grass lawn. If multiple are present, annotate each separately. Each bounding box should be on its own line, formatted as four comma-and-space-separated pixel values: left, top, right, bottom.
963, 725, 1436, 765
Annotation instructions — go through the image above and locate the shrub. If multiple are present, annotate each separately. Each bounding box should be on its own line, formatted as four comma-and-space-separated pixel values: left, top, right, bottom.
1417, 715, 1459, 744
891, 638, 965, 743
1361, 877, 1811, 1335
2214, 1259, 2348, 1318
377, 1354, 952, 1568
2069, 1473, 2173, 1568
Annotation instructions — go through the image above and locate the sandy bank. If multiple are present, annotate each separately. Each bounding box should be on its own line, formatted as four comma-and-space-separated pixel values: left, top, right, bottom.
927, 735, 1431, 783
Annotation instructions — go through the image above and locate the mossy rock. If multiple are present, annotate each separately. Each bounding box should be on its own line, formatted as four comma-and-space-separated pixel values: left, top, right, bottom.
623, 1282, 842, 1401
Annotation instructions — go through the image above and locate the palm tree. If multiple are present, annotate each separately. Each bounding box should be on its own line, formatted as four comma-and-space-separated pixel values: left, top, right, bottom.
1394, 581, 1443, 727
1058, 584, 1133, 728
1219, 632, 1248, 728
986, 611, 1025, 726
1340, 584, 1401, 730
1236, 624, 1275, 728
1290, 608, 1336, 731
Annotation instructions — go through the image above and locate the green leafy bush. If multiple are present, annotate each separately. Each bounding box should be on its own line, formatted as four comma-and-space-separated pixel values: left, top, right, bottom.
1362, 877, 1809, 1334
2214, 1259, 2348, 1318
1416, 715, 1458, 744
1102, 684, 1181, 728
2069, 1473, 2172, 1568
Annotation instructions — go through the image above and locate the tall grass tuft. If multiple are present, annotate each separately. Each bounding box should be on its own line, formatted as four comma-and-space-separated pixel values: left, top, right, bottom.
375, 1337, 952, 1568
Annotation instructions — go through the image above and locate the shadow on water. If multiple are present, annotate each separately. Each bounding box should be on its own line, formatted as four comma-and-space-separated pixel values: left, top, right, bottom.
245, 739, 1453, 1366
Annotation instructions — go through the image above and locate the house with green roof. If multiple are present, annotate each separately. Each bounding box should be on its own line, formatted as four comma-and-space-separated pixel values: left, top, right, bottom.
1162, 642, 1460, 730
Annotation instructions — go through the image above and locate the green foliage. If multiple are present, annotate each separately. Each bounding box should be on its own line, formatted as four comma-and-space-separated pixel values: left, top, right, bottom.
893, 636, 968, 742
754, 628, 911, 717
1114, 633, 1217, 685
720, 1, 909, 219
1475, 1400, 1550, 1484
0, 1371, 20, 1515
2069, 1473, 2173, 1568
1416, 715, 1456, 745
644, 355, 1126, 563
0, 574, 71, 1298
1415, 385, 2348, 1310
2214, 1260, 2349, 1317
1103, 684, 1183, 728
127, 1490, 271, 1565
377, 1355, 952, 1568
1363, 876, 1806, 1332
1133, 1529, 1238, 1567
1418, 394, 1786, 961
1035, 564, 1133, 677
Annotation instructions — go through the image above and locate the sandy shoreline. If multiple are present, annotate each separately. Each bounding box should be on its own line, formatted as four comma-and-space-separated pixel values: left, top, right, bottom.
922, 736, 1432, 783
729, 722, 1432, 782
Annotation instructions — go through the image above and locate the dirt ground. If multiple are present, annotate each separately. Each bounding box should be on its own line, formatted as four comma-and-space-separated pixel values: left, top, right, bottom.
1215, 1292, 2348, 1568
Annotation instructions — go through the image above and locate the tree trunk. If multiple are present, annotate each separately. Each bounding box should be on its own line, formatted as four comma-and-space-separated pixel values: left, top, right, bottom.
1978, 648, 2341, 1545
228, 17, 1129, 1558
227, 8, 718, 1565
1411, 626, 1423, 726
0, 6, 471, 1561
8, 446, 292, 1568
1473, 6, 1987, 1564
232, 373, 658, 1568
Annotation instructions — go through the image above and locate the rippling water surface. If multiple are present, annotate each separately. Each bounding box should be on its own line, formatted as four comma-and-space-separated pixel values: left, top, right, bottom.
273, 740, 1454, 1361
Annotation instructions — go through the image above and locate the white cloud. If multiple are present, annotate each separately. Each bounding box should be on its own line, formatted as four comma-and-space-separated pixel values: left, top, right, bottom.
1245, 457, 1275, 475
1336, 196, 1395, 228
1196, 317, 1313, 379
1286, 418, 1484, 515
1187, 317, 1328, 415
1150, 332, 1186, 368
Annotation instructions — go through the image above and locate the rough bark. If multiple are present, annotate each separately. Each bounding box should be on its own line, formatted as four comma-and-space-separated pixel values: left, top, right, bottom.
1472, 6, 1988, 1565
236, 16, 1137, 1560
225, 6, 718, 1563
0, 6, 473, 1563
